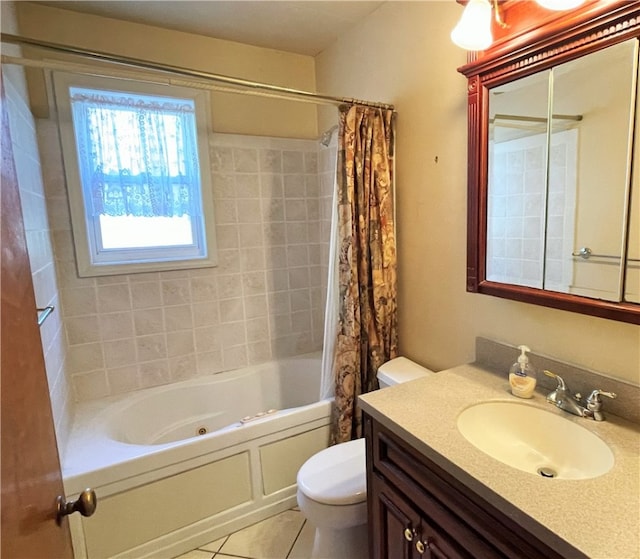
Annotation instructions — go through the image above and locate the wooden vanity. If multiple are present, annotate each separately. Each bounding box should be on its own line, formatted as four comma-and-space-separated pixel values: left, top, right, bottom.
359, 365, 640, 559
365, 414, 574, 558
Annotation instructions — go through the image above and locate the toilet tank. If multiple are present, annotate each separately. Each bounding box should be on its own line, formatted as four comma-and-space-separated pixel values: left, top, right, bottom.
376, 357, 434, 388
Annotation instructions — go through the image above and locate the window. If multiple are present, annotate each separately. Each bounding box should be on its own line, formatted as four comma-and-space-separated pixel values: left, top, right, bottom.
54, 73, 217, 276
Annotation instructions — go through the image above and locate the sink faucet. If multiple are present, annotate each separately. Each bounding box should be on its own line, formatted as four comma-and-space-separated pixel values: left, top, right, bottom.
544, 370, 617, 421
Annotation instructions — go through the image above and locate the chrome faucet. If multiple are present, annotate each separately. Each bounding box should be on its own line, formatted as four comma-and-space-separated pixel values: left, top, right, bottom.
544, 370, 617, 421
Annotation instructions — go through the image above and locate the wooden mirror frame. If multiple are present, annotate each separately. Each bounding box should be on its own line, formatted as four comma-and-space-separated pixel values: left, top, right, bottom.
458, 0, 640, 325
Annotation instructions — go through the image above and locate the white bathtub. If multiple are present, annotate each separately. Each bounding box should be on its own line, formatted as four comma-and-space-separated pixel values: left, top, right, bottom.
63, 353, 331, 559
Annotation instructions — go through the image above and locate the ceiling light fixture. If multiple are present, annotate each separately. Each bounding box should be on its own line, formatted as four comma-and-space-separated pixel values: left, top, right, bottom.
535, 0, 585, 10
450, 0, 506, 52
451, 0, 586, 51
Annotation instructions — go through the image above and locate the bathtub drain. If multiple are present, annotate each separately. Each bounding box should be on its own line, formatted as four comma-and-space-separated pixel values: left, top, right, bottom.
196, 427, 208, 436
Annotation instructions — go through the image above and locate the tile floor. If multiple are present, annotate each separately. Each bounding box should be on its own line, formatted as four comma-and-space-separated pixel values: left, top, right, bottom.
174, 508, 315, 559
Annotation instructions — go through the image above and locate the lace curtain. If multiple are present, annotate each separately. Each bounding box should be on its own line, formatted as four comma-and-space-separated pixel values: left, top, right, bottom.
70, 88, 200, 218
331, 104, 398, 444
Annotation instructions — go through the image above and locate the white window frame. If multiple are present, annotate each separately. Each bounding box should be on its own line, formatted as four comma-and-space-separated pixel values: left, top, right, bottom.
54, 72, 217, 277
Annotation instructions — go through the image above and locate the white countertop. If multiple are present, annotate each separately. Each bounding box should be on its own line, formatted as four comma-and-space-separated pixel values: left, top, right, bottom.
359, 364, 640, 559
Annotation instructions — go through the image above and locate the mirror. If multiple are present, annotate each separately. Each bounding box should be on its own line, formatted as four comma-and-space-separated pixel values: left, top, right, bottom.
627, 164, 640, 303
459, 2, 640, 324
487, 39, 638, 302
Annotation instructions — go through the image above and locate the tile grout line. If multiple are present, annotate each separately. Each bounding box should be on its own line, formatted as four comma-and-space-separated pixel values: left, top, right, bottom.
212, 552, 253, 559
188, 508, 308, 559
286, 518, 308, 559
203, 534, 228, 558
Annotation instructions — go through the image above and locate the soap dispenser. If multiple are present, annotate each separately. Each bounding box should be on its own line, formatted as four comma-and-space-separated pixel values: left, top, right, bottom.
509, 345, 537, 398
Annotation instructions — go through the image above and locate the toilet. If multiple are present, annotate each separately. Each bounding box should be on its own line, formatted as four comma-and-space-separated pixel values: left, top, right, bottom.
296, 357, 433, 559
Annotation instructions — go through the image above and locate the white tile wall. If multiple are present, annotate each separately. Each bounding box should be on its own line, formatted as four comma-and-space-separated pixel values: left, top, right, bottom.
3, 65, 74, 452
487, 135, 547, 288
38, 125, 337, 401
487, 130, 576, 291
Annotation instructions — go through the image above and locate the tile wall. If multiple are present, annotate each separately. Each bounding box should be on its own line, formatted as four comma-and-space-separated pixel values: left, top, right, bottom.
39, 124, 336, 401
487, 131, 574, 291
487, 136, 546, 288
4, 64, 74, 451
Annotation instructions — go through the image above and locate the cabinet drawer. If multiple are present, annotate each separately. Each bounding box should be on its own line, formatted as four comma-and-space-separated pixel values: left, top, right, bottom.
366, 415, 573, 559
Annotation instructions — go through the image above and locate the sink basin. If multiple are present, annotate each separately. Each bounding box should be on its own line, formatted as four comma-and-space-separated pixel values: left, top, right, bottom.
457, 401, 614, 480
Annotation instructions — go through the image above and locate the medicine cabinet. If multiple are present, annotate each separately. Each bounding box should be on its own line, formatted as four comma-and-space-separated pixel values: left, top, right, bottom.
459, 0, 640, 324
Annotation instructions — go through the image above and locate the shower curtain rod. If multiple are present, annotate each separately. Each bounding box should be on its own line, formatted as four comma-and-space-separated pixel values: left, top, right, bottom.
0, 32, 394, 111
491, 113, 583, 124
1, 54, 337, 107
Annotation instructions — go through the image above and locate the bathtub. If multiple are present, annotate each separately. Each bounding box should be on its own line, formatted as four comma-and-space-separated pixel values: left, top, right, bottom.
63, 353, 331, 559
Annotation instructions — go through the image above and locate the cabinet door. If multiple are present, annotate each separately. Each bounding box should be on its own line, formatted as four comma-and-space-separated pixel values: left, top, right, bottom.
419, 516, 472, 559
370, 473, 473, 559
370, 473, 420, 559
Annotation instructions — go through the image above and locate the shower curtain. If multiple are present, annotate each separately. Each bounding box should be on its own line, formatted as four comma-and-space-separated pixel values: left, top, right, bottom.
331, 104, 398, 444
320, 129, 340, 401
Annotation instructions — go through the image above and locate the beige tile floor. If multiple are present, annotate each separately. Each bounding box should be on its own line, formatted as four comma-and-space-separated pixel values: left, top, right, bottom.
174, 508, 315, 559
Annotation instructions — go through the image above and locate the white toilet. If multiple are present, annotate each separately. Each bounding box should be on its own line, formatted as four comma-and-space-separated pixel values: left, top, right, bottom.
296, 357, 433, 559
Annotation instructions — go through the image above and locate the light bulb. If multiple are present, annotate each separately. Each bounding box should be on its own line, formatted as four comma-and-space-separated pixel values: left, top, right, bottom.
535, 0, 585, 10
451, 0, 494, 51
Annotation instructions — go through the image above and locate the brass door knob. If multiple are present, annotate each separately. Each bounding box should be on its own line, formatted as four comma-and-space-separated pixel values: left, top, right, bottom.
56, 489, 97, 523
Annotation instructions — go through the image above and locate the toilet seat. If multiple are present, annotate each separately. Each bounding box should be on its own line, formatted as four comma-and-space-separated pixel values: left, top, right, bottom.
297, 438, 366, 505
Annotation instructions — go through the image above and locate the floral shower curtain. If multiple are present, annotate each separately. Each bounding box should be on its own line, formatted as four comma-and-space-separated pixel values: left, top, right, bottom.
331, 104, 398, 444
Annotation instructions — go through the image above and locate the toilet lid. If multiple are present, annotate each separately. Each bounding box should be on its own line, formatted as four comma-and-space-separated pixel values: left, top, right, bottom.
377, 357, 433, 387
297, 438, 366, 505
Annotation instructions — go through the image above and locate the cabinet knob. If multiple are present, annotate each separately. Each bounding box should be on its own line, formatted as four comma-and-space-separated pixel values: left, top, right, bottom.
415, 540, 426, 554
404, 527, 415, 541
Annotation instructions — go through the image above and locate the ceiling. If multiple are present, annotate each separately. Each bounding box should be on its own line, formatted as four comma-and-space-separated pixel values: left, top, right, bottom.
34, 1, 386, 56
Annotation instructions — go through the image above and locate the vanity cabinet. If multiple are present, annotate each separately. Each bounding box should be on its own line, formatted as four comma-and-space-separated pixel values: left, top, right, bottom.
364, 413, 581, 559
370, 474, 477, 558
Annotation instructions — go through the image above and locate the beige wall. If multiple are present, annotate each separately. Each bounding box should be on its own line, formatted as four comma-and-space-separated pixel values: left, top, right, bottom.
316, 1, 640, 385
16, 2, 319, 139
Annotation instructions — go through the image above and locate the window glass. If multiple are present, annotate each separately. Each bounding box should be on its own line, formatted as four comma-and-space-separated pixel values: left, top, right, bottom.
54, 74, 217, 276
